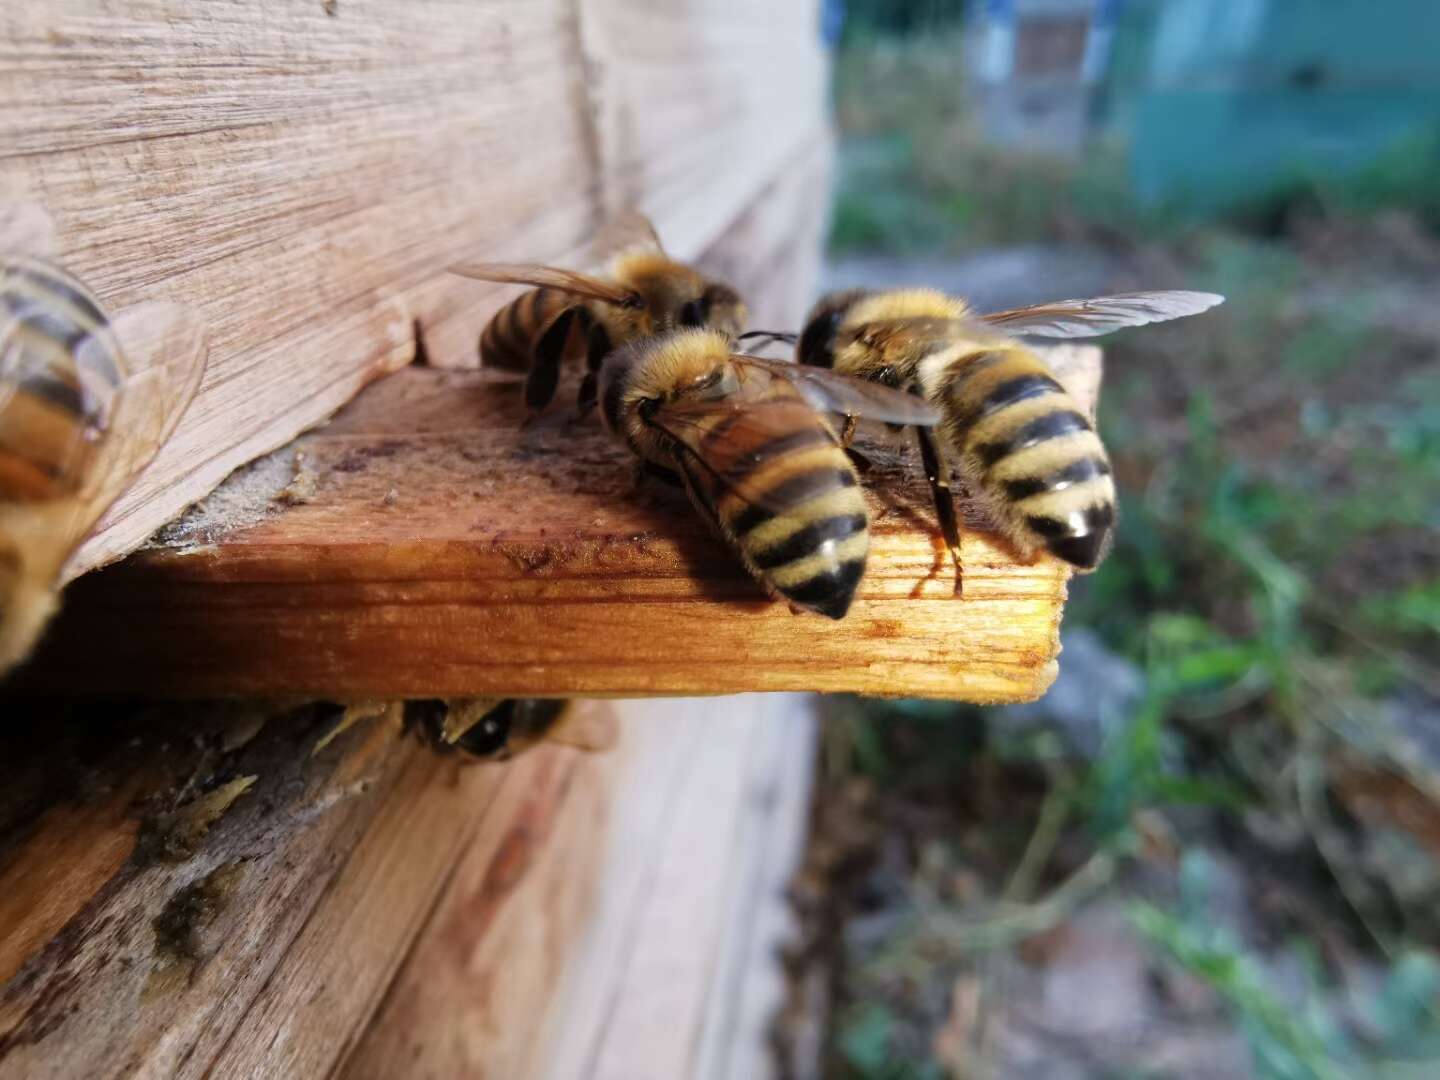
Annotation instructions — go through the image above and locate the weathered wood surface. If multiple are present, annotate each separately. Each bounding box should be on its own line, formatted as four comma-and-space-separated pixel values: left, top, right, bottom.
0, 694, 816, 1080
345, 695, 816, 1080
0, 0, 827, 576
13, 339, 1102, 702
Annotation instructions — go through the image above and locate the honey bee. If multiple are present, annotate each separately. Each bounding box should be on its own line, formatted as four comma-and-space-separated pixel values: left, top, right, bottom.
453, 213, 747, 417
598, 328, 940, 618
789, 288, 1223, 590
407, 698, 617, 762
0, 202, 208, 673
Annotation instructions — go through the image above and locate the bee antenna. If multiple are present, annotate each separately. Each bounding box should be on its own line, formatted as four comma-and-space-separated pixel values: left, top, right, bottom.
737, 330, 798, 348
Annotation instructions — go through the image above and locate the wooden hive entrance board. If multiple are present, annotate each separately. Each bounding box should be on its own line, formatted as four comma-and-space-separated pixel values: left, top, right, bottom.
12, 342, 1101, 703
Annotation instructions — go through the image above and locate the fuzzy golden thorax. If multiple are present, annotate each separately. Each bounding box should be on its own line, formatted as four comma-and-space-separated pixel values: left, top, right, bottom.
800, 288, 973, 381
599, 328, 736, 465
843, 288, 968, 327
827, 289, 968, 385
598, 252, 748, 344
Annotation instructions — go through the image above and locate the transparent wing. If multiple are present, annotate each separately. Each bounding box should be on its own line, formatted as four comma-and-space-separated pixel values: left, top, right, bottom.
54, 301, 209, 572
590, 210, 667, 263
650, 371, 850, 516
732, 353, 940, 426
0, 201, 57, 258
108, 301, 209, 448
980, 290, 1225, 338
449, 261, 641, 308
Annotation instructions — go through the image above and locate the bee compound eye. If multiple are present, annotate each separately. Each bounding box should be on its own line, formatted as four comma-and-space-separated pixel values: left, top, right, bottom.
678, 298, 709, 328
454, 703, 514, 757
798, 309, 844, 368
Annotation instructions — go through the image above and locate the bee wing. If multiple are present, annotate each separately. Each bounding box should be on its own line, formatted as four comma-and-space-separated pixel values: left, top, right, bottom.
650, 375, 851, 517
54, 301, 208, 577
107, 301, 209, 449
980, 290, 1225, 338
590, 210, 667, 262
0, 201, 58, 258
731, 353, 941, 426
450, 261, 641, 309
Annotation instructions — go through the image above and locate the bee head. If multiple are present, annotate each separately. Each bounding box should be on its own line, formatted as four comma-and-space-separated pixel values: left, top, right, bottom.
453, 700, 514, 758
798, 290, 870, 369
678, 283, 748, 340
602, 329, 733, 464
406, 698, 517, 760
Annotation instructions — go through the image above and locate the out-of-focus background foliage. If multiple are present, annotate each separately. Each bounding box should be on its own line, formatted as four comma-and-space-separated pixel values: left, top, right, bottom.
784, 2, 1440, 1077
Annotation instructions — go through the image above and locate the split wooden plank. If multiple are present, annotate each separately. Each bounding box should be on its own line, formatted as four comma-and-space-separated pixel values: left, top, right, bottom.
344, 695, 817, 1080
12, 342, 1099, 702
0, 700, 514, 1079
562, 697, 814, 1080
691, 701, 819, 1080
1, 0, 827, 576
579, 0, 829, 256
0, 694, 820, 1080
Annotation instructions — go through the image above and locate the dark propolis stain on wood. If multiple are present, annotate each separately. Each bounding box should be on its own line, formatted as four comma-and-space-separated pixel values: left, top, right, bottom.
148, 861, 248, 994
332, 439, 408, 475
133, 777, 257, 867
0, 700, 403, 1066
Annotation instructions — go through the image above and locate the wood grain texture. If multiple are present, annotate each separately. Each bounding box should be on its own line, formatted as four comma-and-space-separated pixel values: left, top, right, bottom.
340, 694, 817, 1080
13, 342, 1100, 702
0, 695, 819, 1080
0, 0, 826, 576
0, 701, 511, 1079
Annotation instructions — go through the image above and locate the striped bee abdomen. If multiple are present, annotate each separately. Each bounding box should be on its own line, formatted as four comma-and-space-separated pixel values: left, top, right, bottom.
0, 256, 123, 502
938, 345, 1115, 570
680, 402, 870, 619
478, 287, 575, 372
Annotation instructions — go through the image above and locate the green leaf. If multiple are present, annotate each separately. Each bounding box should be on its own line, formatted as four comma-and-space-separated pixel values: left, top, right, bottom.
1151, 776, 1251, 812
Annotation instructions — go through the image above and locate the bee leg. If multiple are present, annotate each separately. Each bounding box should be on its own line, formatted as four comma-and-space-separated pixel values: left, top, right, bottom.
633, 460, 683, 490
914, 426, 964, 597
845, 447, 874, 474
839, 413, 858, 448
526, 307, 578, 415
575, 319, 612, 420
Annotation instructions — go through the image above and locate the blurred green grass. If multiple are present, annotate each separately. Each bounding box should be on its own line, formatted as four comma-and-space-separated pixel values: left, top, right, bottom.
814, 27, 1440, 1080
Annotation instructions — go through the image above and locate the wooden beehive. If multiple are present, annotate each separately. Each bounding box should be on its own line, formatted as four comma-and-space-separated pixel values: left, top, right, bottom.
14, 333, 1098, 702
3, 0, 1094, 702
0, 3, 1097, 1076
0, 695, 815, 1079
